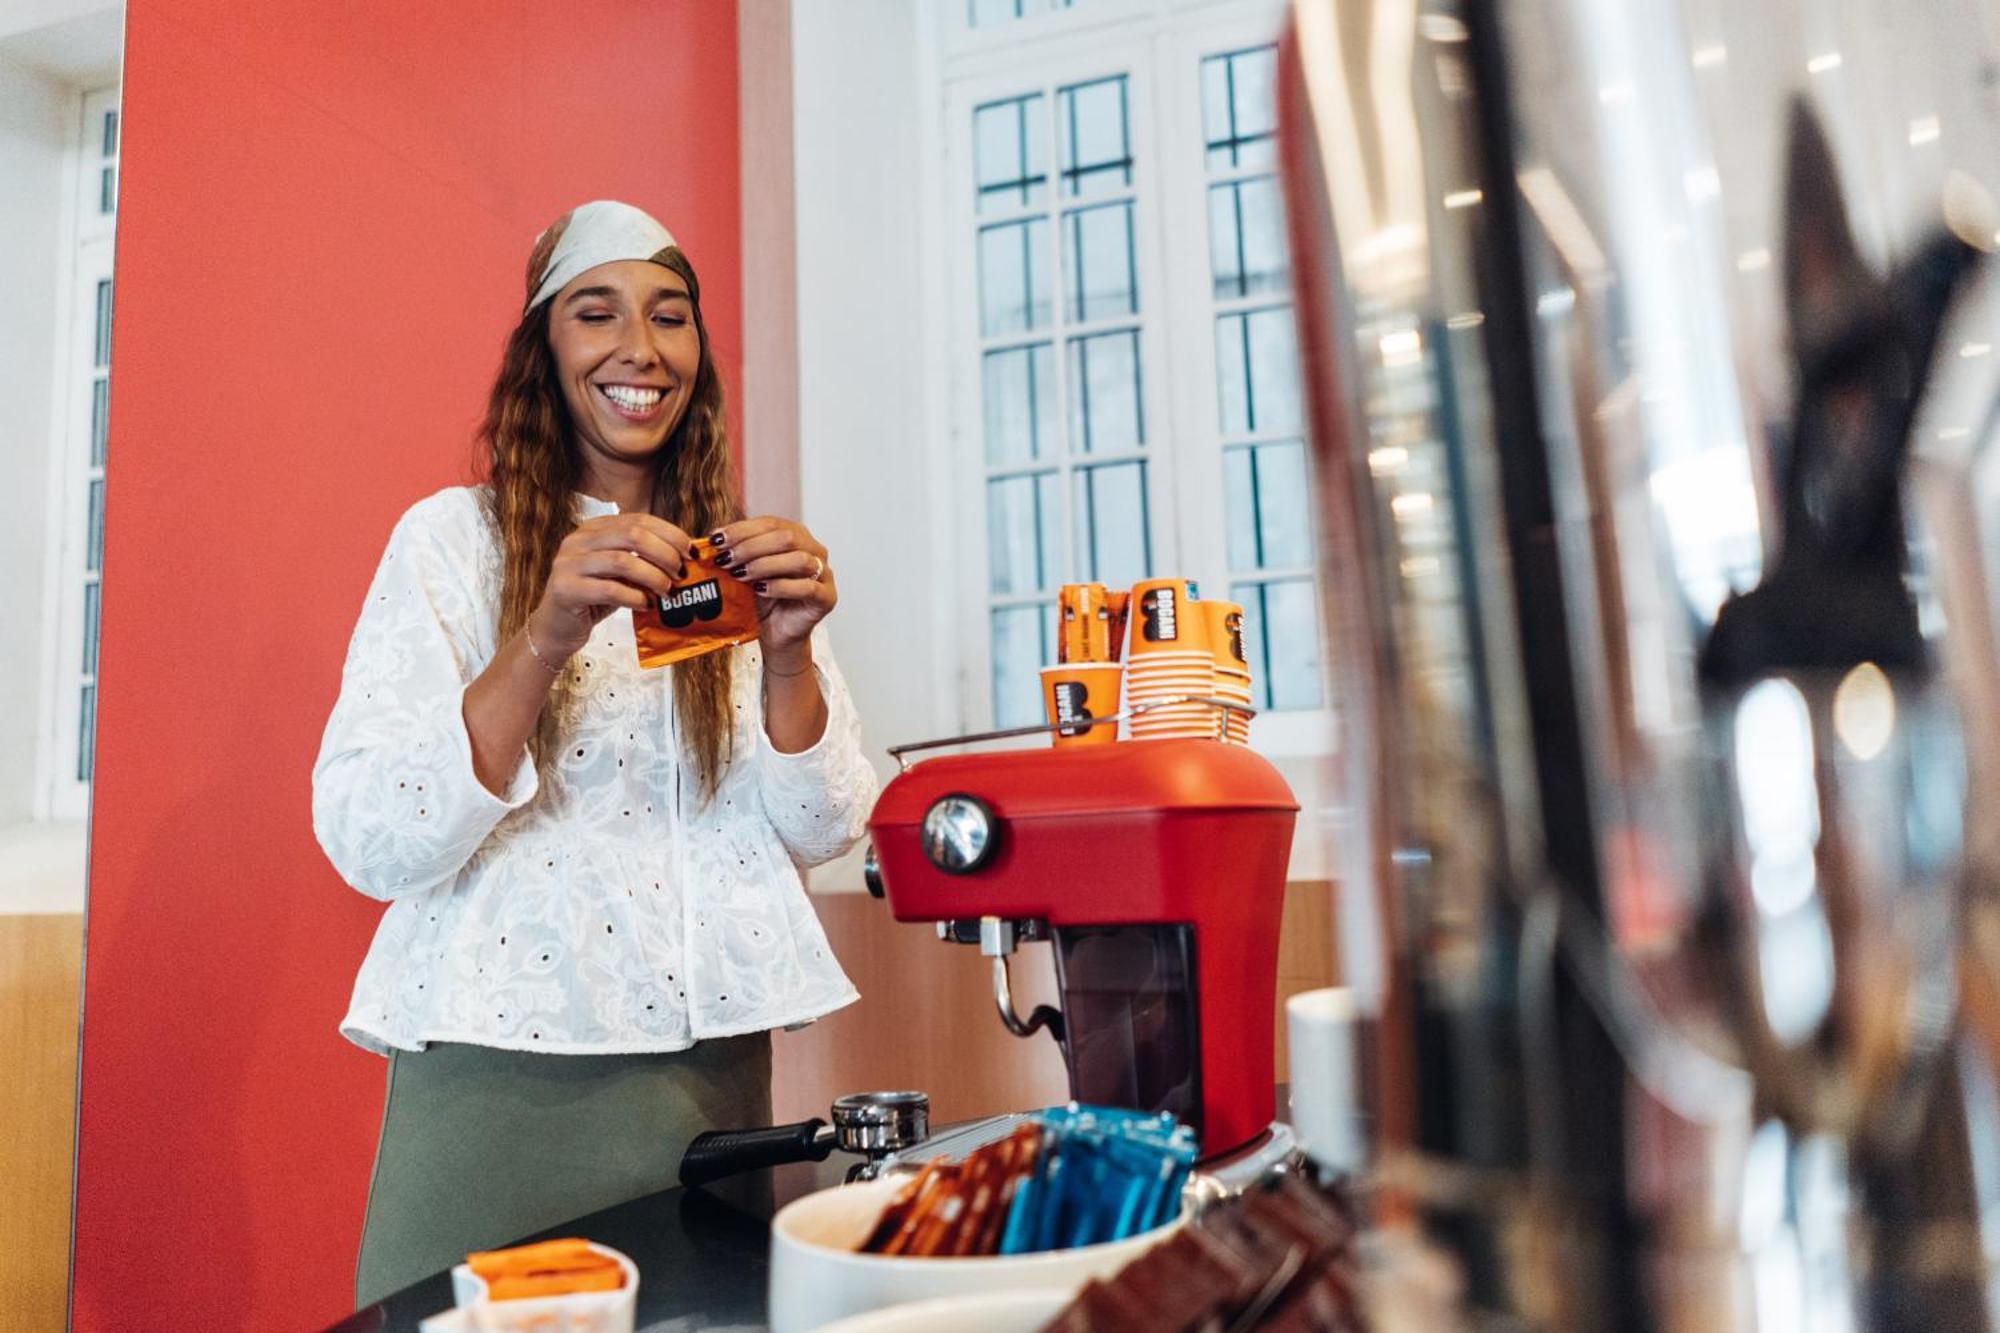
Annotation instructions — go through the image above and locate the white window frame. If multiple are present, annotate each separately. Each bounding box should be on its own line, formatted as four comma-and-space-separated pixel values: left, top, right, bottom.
936, 0, 1334, 755
39, 85, 119, 821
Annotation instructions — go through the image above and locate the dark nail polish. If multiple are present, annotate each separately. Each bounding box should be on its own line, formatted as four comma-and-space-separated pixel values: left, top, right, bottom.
710, 531, 727, 546
754, 581, 768, 594
730, 564, 749, 578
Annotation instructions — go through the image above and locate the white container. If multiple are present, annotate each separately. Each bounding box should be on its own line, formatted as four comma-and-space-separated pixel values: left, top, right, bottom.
812, 1286, 1076, 1332
767, 1175, 1181, 1333
436, 1242, 638, 1333
1286, 987, 1364, 1174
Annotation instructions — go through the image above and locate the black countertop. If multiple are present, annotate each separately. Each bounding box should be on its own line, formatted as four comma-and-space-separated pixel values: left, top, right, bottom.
325, 1154, 852, 1332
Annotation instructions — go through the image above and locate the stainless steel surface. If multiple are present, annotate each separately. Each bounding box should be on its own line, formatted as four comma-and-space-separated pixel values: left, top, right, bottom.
886, 696, 1259, 769
1187, 1122, 1305, 1205
830, 1090, 932, 1159
881, 1112, 1040, 1172
920, 794, 997, 874
1282, 0, 2000, 1327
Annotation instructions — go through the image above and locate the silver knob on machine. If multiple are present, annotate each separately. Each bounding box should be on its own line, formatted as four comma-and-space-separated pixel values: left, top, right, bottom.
831, 1090, 931, 1157
921, 794, 998, 874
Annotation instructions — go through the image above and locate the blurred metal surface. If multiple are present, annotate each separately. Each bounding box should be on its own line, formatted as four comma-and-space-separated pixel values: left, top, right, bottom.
1280, 0, 2000, 1327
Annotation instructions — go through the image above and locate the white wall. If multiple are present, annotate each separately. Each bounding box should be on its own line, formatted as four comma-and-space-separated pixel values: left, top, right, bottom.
790, 0, 954, 891
0, 52, 71, 828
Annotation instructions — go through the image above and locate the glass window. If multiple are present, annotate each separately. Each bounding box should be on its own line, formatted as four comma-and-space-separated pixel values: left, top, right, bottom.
1059, 76, 1131, 197
1224, 441, 1313, 570
1208, 176, 1288, 299
1233, 578, 1323, 711
1201, 48, 1277, 171
1215, 306, 1303, 436
1074, 460, 1150, 586
77, 684, 96, 783
987, 471, 1062, 595
983, 342, 1056, 465
102, 108, 118, 155
990, 605, 1051, 726
1063, 201, 1137, 322
970, 0, 1078, 27
978, 218, 1051, 335
86, 478, 105, 573
975, 95, 1047, 213
91, 377, 109, 467
972, 70, 1148, 724
82, 583, 100, 677
1067, 330, 1144, 454
94, 279, 113, 367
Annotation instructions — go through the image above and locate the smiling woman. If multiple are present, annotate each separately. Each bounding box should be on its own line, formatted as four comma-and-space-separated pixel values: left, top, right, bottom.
309, 200, 877, 1303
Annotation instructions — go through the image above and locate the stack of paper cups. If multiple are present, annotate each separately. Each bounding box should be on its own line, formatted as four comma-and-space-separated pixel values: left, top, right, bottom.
1124, 578, 1216, 739
1197, 600, 1252, 744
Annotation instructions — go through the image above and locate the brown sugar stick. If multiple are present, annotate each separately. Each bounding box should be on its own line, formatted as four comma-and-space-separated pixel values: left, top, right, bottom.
863, 1162, 943, 1254
881, 1163, 958, 1256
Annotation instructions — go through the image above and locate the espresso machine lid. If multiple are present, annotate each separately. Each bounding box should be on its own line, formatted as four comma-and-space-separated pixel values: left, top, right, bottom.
869, 738, 1299, 834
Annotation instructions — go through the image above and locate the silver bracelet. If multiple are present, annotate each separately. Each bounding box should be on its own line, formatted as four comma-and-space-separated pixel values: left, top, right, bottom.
523, 626, 565, 677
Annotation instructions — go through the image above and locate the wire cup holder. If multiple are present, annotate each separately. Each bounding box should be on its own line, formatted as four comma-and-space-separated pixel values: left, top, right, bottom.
887, 695, 1257, 771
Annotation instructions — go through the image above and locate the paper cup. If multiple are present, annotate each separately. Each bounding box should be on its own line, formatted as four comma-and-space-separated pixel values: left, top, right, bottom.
1127, 579, 1204, 657
1197, 601, 1249, 671
1041, 664, 1122, 747
1286, 988, 1364, 1175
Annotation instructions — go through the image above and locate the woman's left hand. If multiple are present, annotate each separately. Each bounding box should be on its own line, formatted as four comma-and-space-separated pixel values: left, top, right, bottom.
711, 517, 837, 662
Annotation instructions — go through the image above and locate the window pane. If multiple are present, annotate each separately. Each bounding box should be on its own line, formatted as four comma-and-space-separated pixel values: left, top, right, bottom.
975, 95, 1046, 214
102, 108, 119, 157
987, 471, 1061, 595
1074, 460, 1150, 587
978, 218, 1051, 336
1234, 578, 1323, 711
983, 342, 1055, 465
99, 167, 116, 215
1058, 76, 1130, 197
87, 478, 105, 573
91, 377, 109, 466
1223, 448, 1257, 570
94, 279, 113, 367
1226, 441, 1313, 571
971, 0, 1075, 24
1067, 329, 1143, 454
991, 604, 1051, 726
1214, 306, 1301, 436
82, 582, 100, 677
1063, 201, 1136, 322
77, 684, 96, 783
1203, 48, 1277, 171
1208, 176, 1288, 299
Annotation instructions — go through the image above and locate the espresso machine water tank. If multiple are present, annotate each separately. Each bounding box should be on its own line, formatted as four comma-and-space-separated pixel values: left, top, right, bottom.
867, 739, 1299, 1159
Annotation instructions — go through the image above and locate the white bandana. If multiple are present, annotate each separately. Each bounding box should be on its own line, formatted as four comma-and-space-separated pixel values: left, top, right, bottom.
526, 200, 678, 311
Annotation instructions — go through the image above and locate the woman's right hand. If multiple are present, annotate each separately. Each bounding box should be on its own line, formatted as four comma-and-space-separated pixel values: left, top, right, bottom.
526, 513, 694, 661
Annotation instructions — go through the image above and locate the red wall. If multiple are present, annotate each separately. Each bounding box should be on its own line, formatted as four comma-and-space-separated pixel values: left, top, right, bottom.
73, 4, 740, 1327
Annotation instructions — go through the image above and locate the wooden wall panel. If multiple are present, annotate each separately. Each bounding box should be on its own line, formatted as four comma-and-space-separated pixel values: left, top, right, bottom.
775, 883, 1340, 1125
0, 912, 83, 1333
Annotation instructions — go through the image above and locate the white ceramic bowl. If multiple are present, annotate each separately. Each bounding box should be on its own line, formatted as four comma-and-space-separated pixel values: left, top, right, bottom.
766, 1175, 1180, 1333
812, 1286, 1077, 1332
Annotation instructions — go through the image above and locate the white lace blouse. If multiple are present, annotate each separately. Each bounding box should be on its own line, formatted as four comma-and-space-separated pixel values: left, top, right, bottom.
312, 487, 876, 1056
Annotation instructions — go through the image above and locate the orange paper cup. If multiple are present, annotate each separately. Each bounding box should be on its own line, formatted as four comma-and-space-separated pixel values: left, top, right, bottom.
1127, 579, 1206, 658
1042, 664, 1123, 747
1197, 601, 1249, 673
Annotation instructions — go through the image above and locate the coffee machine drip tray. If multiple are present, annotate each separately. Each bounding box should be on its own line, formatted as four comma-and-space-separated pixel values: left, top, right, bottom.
1051, 924, 1203, 1137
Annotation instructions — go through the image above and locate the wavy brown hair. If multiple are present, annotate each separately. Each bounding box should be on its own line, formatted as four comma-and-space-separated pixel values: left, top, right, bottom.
479, 218, 740, 800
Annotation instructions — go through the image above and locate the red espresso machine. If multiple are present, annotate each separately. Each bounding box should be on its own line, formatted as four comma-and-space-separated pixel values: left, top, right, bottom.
865, 736, 1298, 1161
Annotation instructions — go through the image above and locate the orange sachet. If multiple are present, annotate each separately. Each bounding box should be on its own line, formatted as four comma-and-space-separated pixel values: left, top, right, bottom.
486, 1266, 624, 1300
633, 537, 760, 669
466, 1238, 600, 1279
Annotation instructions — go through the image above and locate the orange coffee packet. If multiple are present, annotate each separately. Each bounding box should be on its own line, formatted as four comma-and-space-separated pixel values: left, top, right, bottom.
634, 537, 760, 669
